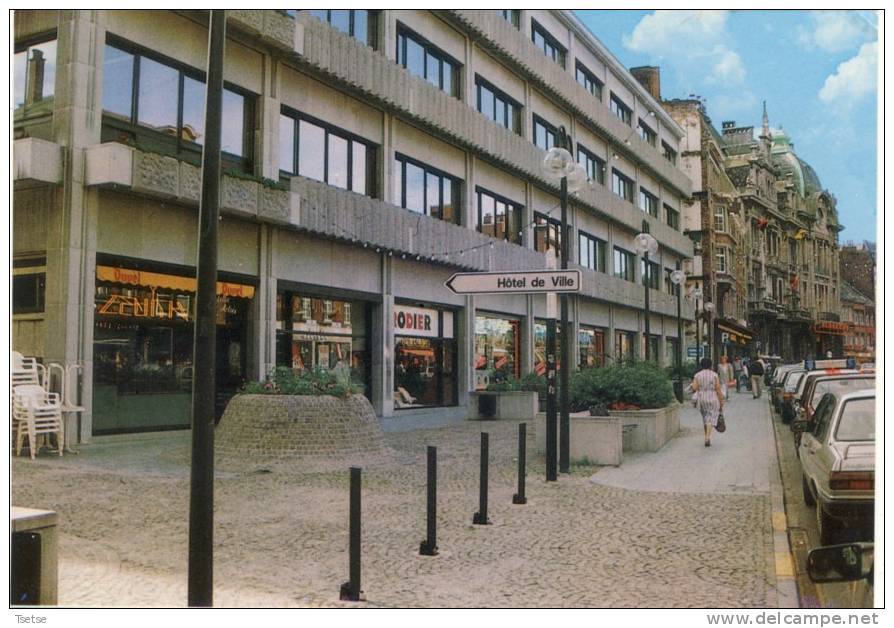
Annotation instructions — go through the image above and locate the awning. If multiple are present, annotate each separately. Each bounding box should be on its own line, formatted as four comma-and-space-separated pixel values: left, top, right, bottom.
97, 265, 255, 298
812, 321, 849, 335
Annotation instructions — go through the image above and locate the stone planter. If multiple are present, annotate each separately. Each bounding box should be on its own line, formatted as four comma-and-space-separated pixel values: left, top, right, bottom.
468, 390, 538, 421
534, 411, 622, 466
608, 402, 681, 453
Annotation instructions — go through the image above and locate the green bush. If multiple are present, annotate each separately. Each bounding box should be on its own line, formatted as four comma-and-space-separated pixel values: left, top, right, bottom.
242, 366, 363, 398
485, 371, 547, 394
570, 360, 674, 410
665, 361, 699, 380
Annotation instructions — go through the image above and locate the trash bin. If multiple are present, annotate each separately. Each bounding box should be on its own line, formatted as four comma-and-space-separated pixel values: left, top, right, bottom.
478, 393, 497, 418
10, 508, 57, 606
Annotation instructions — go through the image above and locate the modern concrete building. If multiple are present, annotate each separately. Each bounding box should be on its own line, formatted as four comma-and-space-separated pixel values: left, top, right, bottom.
13, 9, 693, 439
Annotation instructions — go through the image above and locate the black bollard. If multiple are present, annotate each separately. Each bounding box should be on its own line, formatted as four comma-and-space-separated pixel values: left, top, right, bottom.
419, 446, 438, 556
472, 432, 491, 525
513, 423, 527, 504
339, 467, 363, 601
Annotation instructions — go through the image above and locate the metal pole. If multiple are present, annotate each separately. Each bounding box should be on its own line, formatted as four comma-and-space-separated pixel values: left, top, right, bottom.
559, 175, 570, 473
473, 432, 491, 524
545, 318, 557, 482
340, 467, 362, 601
675, 262, 684, 402
696, 291, 701, 361
643, 220, 651, 362
420, 446, 438, 555
188, 8, 225, 608
513, 423, 527, 504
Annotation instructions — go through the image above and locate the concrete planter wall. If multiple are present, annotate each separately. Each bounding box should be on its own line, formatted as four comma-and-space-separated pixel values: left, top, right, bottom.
534, 411, 622, 466
468, 390, 538, 421
609, 402, 681, 453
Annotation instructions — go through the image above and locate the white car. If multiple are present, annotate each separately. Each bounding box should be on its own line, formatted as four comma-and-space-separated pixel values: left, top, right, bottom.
796, 390, 875, 545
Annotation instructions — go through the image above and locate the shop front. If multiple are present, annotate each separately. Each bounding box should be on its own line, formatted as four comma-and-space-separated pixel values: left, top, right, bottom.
615, 329, 637, 362
578, 325, 606, 368
275, 287, 372, 397
92, 260, 255, 434
393, 304, 457, 409
474, 313, 520, 389
533, 319, 565, 374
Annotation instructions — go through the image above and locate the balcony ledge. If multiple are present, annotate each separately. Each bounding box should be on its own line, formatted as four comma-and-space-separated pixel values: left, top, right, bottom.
13, 137, 63, 187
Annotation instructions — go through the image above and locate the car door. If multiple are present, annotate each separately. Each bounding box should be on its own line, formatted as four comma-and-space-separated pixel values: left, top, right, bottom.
803, 394, 837, 497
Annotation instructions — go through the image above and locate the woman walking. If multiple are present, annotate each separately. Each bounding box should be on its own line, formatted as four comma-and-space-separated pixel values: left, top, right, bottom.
691, 357, 724, 447
717, 355, 734, 400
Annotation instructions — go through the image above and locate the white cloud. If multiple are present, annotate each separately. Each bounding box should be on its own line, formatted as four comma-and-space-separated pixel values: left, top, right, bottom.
797, 11, 876, 53
623, 10, 745, 85
818, 42, 878, 106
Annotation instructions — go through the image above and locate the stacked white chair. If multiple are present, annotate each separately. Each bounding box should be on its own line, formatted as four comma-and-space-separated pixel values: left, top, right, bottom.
12, 384, 64, 460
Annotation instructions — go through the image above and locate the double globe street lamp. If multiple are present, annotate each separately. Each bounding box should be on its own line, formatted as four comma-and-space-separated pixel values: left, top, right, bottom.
540, 135, 587, 478
634, 224, 659, 362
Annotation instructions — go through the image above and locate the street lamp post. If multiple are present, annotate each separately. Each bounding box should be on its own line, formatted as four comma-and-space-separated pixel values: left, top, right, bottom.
704, 301, 715, 364
669, 265, 687, 402
693, 285, 703, 361
634, 223, 658, 362
541, 133, 587, 474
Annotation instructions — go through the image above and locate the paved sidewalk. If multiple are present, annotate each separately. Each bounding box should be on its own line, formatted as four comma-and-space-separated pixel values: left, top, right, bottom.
592, 392, 775, 495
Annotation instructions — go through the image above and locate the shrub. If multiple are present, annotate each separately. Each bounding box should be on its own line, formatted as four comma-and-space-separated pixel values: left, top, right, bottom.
570, 360, 674, 410
665, 362, 699, 380
485, 371, 547, 394
242, 366, 363, 398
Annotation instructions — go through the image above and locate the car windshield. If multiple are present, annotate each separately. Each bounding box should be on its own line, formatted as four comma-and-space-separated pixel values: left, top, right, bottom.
812, 378, 875, 406
784, 371, 805, 392
835, 397, 875, 442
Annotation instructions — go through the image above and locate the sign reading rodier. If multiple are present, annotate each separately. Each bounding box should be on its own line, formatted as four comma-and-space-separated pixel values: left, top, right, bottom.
445, 270, 581, 295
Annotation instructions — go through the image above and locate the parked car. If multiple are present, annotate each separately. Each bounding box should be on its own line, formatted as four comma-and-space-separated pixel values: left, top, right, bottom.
785, 367, 858, 426
779, 369, 807, 423
795, 390, 875, 545
793, 373, 875, 446
771, 364, 803, 412
807, 542, 874, 607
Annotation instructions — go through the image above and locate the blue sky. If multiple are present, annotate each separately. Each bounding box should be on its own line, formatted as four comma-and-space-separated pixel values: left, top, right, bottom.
576, 10, 879, 243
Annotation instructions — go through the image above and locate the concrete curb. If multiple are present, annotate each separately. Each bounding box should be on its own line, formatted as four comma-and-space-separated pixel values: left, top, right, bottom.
767, 398, 800, 608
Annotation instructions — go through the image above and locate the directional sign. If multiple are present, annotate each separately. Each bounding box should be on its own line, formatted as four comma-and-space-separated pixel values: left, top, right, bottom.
445, 269, 581, 295
687, 346, 705, 358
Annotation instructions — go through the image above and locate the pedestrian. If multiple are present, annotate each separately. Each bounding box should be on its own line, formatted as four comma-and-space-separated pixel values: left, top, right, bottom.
717, 355, 734, 400
749, 355, 765, 398
733, 356, 743, 393
691, 357, 724, 447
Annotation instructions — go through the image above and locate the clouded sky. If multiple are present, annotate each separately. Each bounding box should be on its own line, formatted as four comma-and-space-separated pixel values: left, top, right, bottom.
576, 10, 879, 244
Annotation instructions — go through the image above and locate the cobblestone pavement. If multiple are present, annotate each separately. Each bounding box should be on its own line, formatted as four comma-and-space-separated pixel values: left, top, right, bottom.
11, 398, 781, 608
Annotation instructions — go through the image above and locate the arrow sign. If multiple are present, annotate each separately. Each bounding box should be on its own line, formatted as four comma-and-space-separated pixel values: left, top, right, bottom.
445, 270, 582, 295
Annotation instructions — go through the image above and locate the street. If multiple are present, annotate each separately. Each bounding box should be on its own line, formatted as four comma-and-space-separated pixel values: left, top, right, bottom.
8, 393, 819, 608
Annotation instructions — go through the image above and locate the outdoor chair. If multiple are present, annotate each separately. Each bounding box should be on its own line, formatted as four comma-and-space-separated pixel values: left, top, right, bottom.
13, 384, 64, 460
11, 350, 46, 389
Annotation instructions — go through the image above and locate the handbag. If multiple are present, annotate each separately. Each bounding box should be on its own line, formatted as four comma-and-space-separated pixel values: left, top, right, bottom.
716, 411, 726, 433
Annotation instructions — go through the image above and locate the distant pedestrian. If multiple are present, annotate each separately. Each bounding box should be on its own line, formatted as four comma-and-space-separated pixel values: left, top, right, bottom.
691, 357, 724, 447
748, 356, 765, 398
825, 350, 833, 359
733, 356, 743, 393
717, 355, 734, 400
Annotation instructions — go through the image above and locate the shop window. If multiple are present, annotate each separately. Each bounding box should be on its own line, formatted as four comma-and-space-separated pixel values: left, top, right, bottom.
477, 188, 522, 244
666, 337, 680, 367
578, 231, 606, 273
397, 26, 460, 97
578, 326, 605, 368
534, 319, 563, 374
640, 187, 659, 217
474, 315, 520, 389
394, 305, 456, 408
614, 246, 635, 282
12, 272, 46, 314
280, 110, 376, 196
610, 93, 632, 125
612, 169, 634, 203
531, 20, 566, 68
475, 76, 521, 134
394, 154, 460, 223
533, 212, 563, 259
307, 9, 378, 48
615, 330, 636, 362
643, 334, 660, 363
101, 38, 254, 172
577, 144, 605, 185
533, 114, 558, 150
575, 61, 603, 99
13, 37, 57, 117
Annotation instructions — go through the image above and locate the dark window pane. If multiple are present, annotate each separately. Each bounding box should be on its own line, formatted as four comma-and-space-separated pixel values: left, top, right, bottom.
138, 57, 179, 134
330, 10, 350, 34
351, 141, 367, 194
221, 89, 245, 156
405, 162, 424, 213
181, 75, 205, 146
298, 119, 325, 181
406, 37, 424, 78
102, 45, 134, 120
279, 115, 295, 173
13, 274, 45, 314
426, 171, 441, 217
426, 53, 440, 87
494, 201, 506, 239
328, 133, 348, 189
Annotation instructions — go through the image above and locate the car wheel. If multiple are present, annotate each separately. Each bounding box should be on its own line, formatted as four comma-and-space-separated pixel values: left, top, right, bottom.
816, 504, 838, 545
802, 475, 816, 506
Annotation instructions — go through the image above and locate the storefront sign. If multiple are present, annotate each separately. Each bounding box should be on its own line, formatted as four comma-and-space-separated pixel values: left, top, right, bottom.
98, 291, 191, 321
96, 265, 255, 298
394, 305, 440, 338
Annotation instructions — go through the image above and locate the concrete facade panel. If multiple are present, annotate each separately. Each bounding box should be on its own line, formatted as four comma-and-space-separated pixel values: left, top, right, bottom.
274, 230, 382, 296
